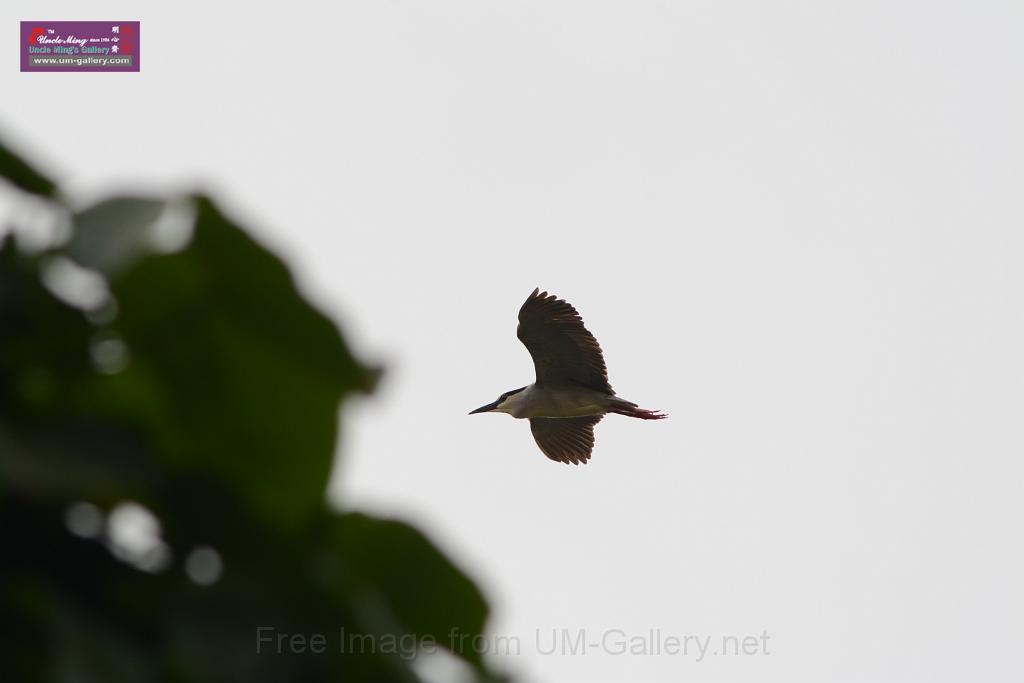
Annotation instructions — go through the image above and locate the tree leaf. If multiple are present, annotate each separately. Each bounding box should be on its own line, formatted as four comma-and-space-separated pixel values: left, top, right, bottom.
0, 141, 57, 197
68, 197, 168, 274
329, 513, 490, 668
100, 196, 378, 530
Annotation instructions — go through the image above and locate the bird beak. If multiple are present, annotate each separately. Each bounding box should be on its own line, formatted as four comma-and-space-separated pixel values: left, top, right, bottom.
469, 399, 500, 415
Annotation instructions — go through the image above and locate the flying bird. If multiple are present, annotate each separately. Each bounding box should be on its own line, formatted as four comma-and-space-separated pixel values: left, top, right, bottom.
470, 288, 666, 465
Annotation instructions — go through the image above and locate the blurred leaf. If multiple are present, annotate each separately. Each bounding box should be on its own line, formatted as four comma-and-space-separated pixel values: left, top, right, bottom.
68, 197, 168, 274
98, 196, 378, 530
1, 135, 494, 683
0, 425, 156, 507
1, 235, 93, 420
0, 141, 57, 196
331, 513, 490, 668
0, 236, 156, 507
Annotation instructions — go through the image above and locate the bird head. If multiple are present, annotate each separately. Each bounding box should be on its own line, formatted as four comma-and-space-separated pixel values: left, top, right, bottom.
469, 386, 526, 415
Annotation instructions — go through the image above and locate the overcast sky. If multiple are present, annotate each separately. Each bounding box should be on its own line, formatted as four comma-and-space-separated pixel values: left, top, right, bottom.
4, 2, 1023, 681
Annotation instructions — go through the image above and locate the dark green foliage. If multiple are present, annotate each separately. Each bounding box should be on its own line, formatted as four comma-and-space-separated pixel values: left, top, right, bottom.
0, 140, 493, 682
0, 139, 57, 196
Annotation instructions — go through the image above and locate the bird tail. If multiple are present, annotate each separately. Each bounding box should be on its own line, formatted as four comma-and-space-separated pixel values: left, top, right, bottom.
609, 398, 668, 420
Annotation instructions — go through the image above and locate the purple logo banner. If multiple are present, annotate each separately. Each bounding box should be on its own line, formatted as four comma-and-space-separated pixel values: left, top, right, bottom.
21, 21, 140, 72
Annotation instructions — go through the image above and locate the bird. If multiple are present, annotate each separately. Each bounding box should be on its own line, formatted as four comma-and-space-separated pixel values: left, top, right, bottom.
470, 288, 666, 465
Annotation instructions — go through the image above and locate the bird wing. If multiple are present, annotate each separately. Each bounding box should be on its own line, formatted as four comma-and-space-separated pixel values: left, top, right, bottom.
516, 288, 612, 393
530, 415, 603, 465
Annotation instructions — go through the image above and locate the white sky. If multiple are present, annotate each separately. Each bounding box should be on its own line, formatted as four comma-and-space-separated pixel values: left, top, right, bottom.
4, 2, 1023, 681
